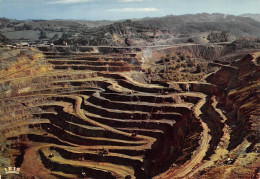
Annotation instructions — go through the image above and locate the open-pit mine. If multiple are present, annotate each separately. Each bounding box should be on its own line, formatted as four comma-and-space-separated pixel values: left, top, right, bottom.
0, 43, 259, 179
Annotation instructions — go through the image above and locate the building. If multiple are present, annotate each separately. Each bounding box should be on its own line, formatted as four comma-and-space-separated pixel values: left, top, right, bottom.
20, 42, 29, 47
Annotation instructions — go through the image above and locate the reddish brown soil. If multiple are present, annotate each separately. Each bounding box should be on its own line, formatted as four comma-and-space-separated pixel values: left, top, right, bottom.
0, 45, 259, 178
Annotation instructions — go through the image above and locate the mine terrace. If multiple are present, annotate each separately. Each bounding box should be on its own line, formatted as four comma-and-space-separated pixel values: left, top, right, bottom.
0, 15, 260, 179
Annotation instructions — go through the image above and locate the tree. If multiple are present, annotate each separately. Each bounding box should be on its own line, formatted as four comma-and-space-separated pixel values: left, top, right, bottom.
53, 33, 59, 39
39, 30, 47, 39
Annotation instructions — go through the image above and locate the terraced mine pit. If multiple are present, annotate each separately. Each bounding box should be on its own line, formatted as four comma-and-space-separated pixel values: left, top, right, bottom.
0, 45, 259, 178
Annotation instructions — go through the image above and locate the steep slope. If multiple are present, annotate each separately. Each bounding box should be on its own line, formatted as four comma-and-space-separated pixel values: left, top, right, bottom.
0, 44, 259, 178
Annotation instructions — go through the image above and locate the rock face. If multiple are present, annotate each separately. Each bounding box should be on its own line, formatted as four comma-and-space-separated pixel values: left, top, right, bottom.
0, 45, 259, 179
201, 52, 260, 179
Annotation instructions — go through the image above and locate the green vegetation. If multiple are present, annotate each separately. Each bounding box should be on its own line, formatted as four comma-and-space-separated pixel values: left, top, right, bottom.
145, 51, 213, 82
0, 32, 11, 45
53, 20, 163, 46
207, 31, 231, 43
39, 30, 48, 39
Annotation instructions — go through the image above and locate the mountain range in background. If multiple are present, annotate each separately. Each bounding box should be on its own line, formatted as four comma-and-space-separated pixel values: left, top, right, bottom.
240, 14, 260, 22
0, 13, 260, 45
138, 13, 260, 37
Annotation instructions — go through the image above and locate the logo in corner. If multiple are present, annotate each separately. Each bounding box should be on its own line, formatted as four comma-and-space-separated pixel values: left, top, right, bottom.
4, 167, 20, 175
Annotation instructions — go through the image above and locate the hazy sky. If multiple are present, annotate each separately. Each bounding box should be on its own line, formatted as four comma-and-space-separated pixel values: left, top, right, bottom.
0, 0, 259, 20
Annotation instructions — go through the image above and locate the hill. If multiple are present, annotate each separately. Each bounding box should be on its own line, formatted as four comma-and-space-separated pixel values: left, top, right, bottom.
0, 18, 115, 44
54, 20, 172, 46
137, 13, 260, 37
1, 13, 260, 45
240, 14, 260, 22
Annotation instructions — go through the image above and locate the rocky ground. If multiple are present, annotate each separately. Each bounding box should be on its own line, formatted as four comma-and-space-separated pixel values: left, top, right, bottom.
0, 43, 259, 178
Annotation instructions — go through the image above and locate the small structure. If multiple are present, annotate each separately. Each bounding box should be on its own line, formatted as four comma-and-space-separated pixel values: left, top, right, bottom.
14, 43, 21, 47
20, 42, 29, 47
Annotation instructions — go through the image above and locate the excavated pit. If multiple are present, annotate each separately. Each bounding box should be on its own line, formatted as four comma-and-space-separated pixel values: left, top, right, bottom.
0, 44, 259, 179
